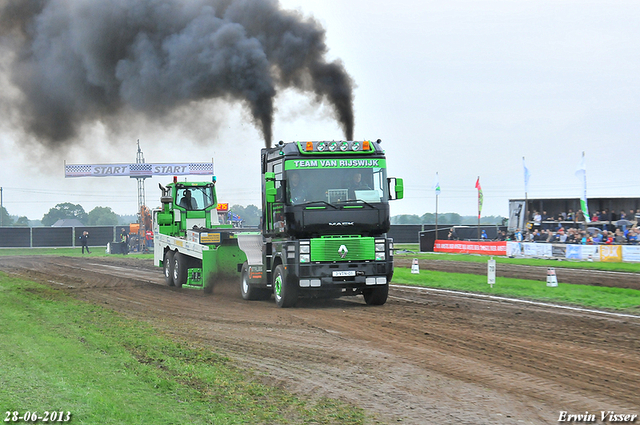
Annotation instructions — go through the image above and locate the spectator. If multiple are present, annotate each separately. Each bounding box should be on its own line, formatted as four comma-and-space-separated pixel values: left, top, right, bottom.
602, 230, 613, 245
541, 210, 549, 230
615, 229, 626, 244
556, 228, 567, 243
602, 209, 610, 230
566, 228, 579, 244
532, 229, 542, 241
567, 209, 575, 222
591, 212, 599, 222
533, 211, 542, 228
545, 230, 555, 243
575, 209, 585, 223
515, 228, 523, 241
592, 229, 603, 244
448, 228, 459, 240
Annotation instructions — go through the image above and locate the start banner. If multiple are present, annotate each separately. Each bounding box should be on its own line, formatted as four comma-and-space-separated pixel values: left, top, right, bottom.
65, 162, 214, 178
434, 240, 507, 256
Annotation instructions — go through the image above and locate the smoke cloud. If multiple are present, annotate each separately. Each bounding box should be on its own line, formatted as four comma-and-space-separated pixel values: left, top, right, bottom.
0, 0, 355, 148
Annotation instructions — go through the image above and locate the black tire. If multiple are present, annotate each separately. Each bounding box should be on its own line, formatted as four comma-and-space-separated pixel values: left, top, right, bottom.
173, 252, 189, 288
241, 262, 271, 301
273, 264, 297, 308
164, 250, 175, 286
363, 284, 389, 306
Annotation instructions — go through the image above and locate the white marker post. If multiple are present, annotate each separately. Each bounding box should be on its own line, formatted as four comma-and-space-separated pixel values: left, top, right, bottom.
547, 267, 558, 287
487, 257, 496, 288
411, 258, 420, 274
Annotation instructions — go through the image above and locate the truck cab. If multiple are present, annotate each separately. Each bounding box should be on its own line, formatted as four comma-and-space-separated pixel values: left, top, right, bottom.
239, 140, 403, 307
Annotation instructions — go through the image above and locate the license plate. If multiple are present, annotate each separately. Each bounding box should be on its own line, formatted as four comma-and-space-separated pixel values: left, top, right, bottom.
332, 270, 356, 277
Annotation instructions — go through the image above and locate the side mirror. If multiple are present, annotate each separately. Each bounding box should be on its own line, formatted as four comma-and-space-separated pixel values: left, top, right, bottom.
388, 177, 404, 200
265, 172, 276, 203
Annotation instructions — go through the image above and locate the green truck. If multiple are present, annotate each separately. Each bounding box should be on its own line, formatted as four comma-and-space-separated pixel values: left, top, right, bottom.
154, 140, 403, 307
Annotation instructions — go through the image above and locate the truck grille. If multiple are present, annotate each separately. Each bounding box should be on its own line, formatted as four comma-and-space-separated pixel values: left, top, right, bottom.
310, 236, 375, 262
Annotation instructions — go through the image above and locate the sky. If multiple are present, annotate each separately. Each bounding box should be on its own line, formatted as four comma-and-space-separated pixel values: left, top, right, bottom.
1, 0, 639, 221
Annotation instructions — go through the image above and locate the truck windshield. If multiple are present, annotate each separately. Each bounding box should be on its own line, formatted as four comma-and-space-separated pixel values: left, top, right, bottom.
176, 186, 215, 210
286, 166, 388, 206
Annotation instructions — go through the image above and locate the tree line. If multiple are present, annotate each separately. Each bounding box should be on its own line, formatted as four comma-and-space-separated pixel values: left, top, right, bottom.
391, 213, 506, 225
1, 203, 122, 227
1, 203, 506, 228
0, 203, 263, 227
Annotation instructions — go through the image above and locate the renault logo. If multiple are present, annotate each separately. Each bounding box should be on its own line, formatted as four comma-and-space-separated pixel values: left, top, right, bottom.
338, 245, 348, 259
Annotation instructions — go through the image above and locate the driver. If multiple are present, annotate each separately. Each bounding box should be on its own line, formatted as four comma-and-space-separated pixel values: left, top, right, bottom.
179, 189, 198, 210
288, 172, 308, 204
348, 171, 371, 198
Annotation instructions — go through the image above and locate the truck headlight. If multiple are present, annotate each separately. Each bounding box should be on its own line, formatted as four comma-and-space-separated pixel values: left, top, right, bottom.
375, 243, 385, 252
300, 245, 310, 254
300, 254, 310, 263
375, 252, 386, 261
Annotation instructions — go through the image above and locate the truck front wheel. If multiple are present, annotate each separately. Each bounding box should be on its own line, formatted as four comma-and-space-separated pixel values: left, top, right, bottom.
273, 264, 297, 308
173, 252, 189, 288
241, 262, 271, 301
363, 284, 389, 306
164, 250, 175, 286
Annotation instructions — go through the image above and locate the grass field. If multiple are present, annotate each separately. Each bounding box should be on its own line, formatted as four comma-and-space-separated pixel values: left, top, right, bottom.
392, 268, 640, 312
1, 246, 638, 423
393, 244, 640, 273
0, 272, 364, 425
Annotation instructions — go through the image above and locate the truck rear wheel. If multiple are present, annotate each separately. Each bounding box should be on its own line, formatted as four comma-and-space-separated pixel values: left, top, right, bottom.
164, 250, 175, 286
363, 284, 388, 306
241, 262, 271, 301
273, 264, 297, 308
173, 252, 189, 288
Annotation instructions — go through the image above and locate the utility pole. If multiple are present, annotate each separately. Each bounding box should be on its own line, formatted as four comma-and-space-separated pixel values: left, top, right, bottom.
136, 139, 147, 219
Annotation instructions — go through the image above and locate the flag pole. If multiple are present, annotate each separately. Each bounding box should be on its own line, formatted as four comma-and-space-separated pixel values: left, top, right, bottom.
477, 175, 481, 240
435, 172, 439, 240
523, 156, 528, 233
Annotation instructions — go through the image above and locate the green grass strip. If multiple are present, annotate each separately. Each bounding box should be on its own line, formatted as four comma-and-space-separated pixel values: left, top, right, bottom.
393, 244, 640, 273
0, 272, 364, 425
393, 267, 640, 312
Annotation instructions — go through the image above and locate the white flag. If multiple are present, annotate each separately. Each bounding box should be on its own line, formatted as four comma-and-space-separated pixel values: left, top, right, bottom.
574, 152, 591, 223
432, 172, 441, 195
523, 157, 531, 193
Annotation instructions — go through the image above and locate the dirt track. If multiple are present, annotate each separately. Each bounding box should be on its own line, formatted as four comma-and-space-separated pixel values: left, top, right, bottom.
1, 255, 639, 424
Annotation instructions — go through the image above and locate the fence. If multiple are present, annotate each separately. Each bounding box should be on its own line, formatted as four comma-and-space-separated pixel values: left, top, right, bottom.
0, 226, 132, 248
1, 224, 426, 248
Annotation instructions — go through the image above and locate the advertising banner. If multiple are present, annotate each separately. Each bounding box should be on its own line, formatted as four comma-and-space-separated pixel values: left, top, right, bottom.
434, 240, 507, 256
622, 246, 640, 262
566, 244, 582, 260
581, 245, 599, 261
599, 245, 622, 262
65, 162, 213, 177
522, 243, 553, 258
506, 241, 522, 257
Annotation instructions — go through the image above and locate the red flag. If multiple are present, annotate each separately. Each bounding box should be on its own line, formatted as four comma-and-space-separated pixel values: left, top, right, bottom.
475, 177, 483, 219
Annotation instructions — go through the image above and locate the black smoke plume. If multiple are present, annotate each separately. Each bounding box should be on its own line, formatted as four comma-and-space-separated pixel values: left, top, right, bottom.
0, 0, 354, 148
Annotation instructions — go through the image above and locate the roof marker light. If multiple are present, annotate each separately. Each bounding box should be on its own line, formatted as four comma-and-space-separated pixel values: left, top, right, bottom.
306, 141, 313, 151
